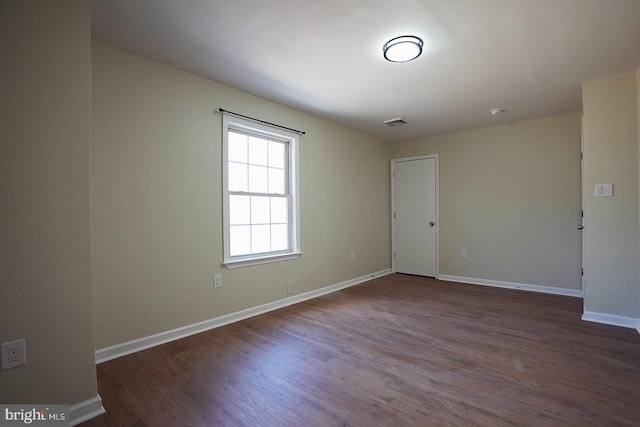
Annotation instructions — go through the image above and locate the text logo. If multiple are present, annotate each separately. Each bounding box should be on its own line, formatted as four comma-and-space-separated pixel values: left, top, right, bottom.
1, 405, 69, 426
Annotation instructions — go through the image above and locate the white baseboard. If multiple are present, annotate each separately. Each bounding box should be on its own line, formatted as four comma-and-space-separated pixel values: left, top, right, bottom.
69, 394, 105, 426
438, 275, 583, 298
96, 268, 392, 364
582, 311, 640, 331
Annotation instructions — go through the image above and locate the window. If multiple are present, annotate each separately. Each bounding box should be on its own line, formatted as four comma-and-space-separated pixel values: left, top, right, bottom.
222, 115, 301, 268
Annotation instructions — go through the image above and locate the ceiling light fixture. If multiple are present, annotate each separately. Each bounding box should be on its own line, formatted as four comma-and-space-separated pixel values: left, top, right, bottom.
383, 35, 423, 63
490, 108, 506, 115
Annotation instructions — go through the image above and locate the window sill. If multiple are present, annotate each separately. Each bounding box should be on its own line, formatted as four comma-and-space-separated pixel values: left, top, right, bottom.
223, 252, 303, 269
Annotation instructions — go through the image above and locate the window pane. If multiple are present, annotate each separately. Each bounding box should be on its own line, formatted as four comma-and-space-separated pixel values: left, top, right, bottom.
229, 195, 250, 225
224, 118, 298, 263
248, 136, 268, 166
251, 196, 270, 224
228, 132, 248, 163
271, 197, 287, 223
268, 141, 285, 168
230, 225, 250, 256
268, 168, 285, 194
271, 224, 289, 251
228, 162, 248, 192
251, 225, 270, 253
248, 165, 268, 193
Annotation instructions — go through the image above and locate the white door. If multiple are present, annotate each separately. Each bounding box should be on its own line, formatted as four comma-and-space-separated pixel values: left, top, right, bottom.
392, 155, 438, 277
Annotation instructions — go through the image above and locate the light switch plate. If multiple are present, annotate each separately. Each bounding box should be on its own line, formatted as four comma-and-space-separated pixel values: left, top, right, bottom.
595, 184, 613, 198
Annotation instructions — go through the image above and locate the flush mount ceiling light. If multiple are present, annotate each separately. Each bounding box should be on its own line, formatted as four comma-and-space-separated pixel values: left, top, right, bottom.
383, 35, 423, 63
490, 108, 506, 115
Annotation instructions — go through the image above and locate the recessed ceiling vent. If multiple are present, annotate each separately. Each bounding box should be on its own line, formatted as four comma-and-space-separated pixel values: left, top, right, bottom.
383, 117, 408, 127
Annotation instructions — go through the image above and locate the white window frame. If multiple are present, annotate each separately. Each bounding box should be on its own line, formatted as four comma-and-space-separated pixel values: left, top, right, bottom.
222, 115, 301, 269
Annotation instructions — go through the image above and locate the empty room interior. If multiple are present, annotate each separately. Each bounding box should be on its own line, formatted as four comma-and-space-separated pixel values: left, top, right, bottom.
2, 0, 640, 425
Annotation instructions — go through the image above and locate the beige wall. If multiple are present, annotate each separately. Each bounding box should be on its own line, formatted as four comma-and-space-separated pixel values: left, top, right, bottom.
91, 42, 391, 349
582, 73, 640, 318
390, 113, 583, 290
0, 0, 98, 404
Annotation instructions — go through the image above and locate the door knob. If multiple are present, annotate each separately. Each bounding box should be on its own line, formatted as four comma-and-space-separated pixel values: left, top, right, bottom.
577, 225, 584, 230
429, 221, 435, 227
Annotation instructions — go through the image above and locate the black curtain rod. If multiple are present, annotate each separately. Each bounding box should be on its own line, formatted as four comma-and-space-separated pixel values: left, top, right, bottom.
218, 108, 306, 135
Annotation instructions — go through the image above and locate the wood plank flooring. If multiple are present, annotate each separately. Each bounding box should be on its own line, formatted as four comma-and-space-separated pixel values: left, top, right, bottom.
82, 274, 640, 426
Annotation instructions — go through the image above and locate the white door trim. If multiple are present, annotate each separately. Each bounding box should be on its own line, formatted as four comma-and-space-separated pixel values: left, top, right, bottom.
580, 117, 585, 298
391, 154, 439, 278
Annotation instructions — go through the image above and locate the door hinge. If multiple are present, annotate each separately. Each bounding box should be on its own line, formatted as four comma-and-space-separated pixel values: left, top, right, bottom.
580, 152, 583, 159
581, 210, 583, 217
393, 212, 396, 218
581, 268, 584, 276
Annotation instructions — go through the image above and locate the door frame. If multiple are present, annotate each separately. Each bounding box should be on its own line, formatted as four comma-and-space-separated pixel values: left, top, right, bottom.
580, 117, 585, 298
391, 154, 440, 277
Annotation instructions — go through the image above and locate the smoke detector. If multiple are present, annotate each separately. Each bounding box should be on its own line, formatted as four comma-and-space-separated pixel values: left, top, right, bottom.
383, 117, 408, 127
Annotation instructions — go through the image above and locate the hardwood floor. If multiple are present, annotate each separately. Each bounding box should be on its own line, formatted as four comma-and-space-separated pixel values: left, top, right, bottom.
82, 274, 640, 426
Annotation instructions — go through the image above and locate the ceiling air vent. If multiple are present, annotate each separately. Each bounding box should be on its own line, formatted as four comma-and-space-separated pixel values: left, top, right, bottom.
383, 117, 408, 127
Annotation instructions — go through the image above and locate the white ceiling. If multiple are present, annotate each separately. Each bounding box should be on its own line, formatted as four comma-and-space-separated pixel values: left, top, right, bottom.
92, 0, 640, 143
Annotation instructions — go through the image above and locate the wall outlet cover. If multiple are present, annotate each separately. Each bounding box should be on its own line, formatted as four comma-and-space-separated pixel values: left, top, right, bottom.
1, 339, 26, 370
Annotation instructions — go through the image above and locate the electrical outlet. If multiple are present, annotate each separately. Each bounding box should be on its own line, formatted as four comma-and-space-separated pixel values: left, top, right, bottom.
214, 274, 222, 289
1, 339, 26, 370
461, 250, 467, 259
286, 282, 293, 295
350, 251, 356, 261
